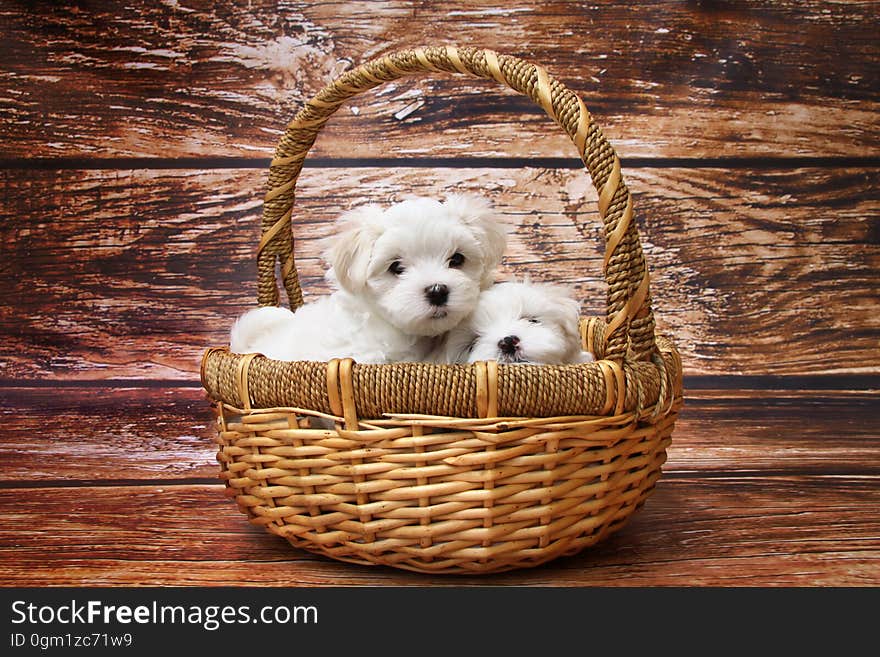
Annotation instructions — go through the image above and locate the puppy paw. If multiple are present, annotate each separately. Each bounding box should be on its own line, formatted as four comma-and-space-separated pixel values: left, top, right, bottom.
575, 350, 596, 363
229, 306, 296, 354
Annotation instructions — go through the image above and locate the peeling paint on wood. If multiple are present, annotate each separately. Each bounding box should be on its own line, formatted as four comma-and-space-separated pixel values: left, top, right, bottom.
0, 1, 876, 158
0, 0, 877, 589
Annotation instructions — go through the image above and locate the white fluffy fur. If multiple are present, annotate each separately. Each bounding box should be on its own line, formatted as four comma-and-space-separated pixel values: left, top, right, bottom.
229, 194, 506, 363
434, 280, 595, 365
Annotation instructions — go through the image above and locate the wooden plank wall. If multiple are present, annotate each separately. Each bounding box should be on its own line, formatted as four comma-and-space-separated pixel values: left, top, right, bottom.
0, 1, 877, 586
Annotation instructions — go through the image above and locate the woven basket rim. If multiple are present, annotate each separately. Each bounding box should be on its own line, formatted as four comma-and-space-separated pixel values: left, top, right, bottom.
202, 317, 682, 423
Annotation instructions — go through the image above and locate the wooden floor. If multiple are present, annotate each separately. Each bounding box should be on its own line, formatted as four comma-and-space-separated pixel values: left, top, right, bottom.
0, 2, 878, 586
0, 386, 877, 586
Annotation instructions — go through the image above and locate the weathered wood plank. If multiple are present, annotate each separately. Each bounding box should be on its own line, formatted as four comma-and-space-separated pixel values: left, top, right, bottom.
0, 386, 218, 482
0, 1, 876, 158
1, 387, 877, 483
674, 391, 880, 475
0, 477, 876, 585
1, 166, 877, 378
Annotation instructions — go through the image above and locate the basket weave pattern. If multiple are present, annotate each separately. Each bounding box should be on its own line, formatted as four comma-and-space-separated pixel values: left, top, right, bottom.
201, 46, 683, 574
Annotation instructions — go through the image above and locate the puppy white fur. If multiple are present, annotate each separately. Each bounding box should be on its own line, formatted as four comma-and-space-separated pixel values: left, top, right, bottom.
230, 194, 506, 363
435, 280, 594, 365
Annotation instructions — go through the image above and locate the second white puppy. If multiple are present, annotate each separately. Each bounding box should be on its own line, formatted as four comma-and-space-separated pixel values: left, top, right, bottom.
435, 280, 594, 365
230, 194, 506, 363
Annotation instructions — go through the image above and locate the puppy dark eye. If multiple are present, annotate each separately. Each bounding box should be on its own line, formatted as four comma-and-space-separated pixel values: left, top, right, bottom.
448, 252, 465, 268
526, 317, 540, 324
388, 261, 405, 276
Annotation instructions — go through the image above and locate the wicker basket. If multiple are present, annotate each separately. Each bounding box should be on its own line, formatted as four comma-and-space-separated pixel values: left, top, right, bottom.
200, 46, 683, 574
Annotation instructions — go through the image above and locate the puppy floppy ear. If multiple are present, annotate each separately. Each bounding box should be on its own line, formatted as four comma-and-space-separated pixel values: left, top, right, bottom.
443, 193, 508, 288
323, 204, 383, 292
547, 285, 585, 347
546, 283, 582, 319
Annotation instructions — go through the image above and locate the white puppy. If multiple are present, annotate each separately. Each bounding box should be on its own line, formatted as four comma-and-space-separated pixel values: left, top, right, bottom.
229, 194, 507, 363
435, 280, 594, 365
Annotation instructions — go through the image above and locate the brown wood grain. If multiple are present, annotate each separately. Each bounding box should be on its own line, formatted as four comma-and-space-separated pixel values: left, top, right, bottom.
0, 476, 876, 586
0, 0, 875, 593
0, 1, 876, 159
1, 166, 877, 379
1, 387, 877, 483
0, 386, 218, 482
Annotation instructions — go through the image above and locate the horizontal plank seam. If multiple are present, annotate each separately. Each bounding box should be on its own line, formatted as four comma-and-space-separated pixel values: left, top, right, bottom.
1, 471, 878, 491
0, 478, 220, 490
660, 469, 880, 480
684, 375, 880, 391
1, 156, 879, 171
1, 550, 876, 572
1, 375, 876, 391
0, 379, 207, 389
545, 548, 880, 573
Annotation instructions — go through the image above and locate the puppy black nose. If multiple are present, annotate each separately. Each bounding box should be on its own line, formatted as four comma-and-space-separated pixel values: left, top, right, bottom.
425, 284, 449, 307
498, 335, 520, 355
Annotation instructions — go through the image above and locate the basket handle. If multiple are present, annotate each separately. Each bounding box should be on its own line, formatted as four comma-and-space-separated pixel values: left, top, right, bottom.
257, 46, 657, 363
